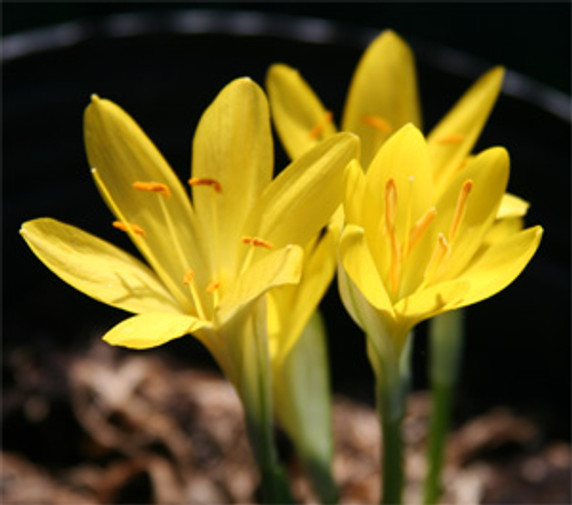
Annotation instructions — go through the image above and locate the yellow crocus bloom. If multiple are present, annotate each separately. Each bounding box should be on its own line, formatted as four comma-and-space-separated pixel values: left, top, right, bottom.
266, 29, 529, 219
20, 78, 359, 393
339, 124, 542, 355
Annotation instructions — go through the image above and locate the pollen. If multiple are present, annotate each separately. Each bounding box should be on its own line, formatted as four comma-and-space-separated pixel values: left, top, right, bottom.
133, 181, 171, 198
188, 178, 222, 193
206, 281, 220, 293
308, 111, 334, 140
361, 114, 393, 134
112, 220, 146, 236
183, 269, 195, 285
436, 133, 465, 145
449, 180, 473, 242
241, 236, 275, 249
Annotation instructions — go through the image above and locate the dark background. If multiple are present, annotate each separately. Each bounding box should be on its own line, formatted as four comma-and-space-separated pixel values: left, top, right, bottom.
3, 0, 571, 451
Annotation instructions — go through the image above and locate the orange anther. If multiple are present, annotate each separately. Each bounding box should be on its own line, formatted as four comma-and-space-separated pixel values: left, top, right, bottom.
188, 177, 222, 193
241, 236, 275, 249
408, 207, 437, 253
183, 270, 195, 285
133, 181, 171, 197
436, 133, 465, 145
112, 220, 146, 236
206, 281, 220, 294
384, 179, 398, 231
449, 180, 473, 242
361, 114, 393, 134
425, 233, 450, 281
308, 111, 334, 139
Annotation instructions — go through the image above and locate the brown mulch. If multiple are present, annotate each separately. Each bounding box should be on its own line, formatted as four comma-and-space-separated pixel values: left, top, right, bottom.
2, 342, 570, 504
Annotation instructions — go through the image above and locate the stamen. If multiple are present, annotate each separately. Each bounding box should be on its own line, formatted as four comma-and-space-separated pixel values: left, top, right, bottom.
361, 114, 393, 134
388, 228, 401, 294
384, 179, 401, 293
308, 111, 333, 139
384, 179, 398, 231
436, 133, 465, 145
424, 233, 450, 281
188, 177, 222, 193
448, 180, 473, 242
133, 181, 170, 198
241, 236, 275, 249
112, 220, 146, 236
408, 207, 437, 253
206, 281, 220, 294
183, 269, 195, 285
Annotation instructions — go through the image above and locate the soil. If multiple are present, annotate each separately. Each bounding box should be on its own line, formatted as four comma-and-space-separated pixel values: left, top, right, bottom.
2, 341, 570, 504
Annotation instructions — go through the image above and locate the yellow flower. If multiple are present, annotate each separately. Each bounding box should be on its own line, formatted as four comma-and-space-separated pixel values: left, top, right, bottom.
266, 29, 528, 219
20, 78, 359, 390
339, 124, 542, 354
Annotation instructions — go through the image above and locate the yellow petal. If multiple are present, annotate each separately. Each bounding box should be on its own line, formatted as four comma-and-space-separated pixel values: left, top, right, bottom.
434, 146, 509, 280
366, 124, 434, 232
253, 132, 359, 248
266, 63, 338, 159
192, 78, 273, 276
483, 216, 524, 246
217, 245, 304, 324
394, 279, 470, 327
84, 96, 206, 306
342, 30, 421, 168
427, 66, 504, 189
20, 218, 183, 314
102, 313, 205, 349
339, 224, 394, 316
269, 224, 338, 366
457, 225, 543, 307
497, 192, 530, 219
344, 159, 370, 226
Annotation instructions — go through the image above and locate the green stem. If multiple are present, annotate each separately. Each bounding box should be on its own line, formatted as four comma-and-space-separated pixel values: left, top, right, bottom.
423, 310, 464, 505
369, 335, 411, 505
239, 301, 295, 504
378, 383, 405, 505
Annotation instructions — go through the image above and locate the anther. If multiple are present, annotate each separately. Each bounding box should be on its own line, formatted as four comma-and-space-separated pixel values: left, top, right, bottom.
436, 133, 465, 145
133, 181, 171, 198
112, 220, 146, 236
188, 178, 222, 193
206, 281, 220, 294
448, 180, 473, 242
408, 207, 437, 253
384, 179, 398, 231
309, 111, 333, 139
241, 236, 275, 249
183, 269, 195, 285
425, 233, 450, 281
362, 114, 393, 134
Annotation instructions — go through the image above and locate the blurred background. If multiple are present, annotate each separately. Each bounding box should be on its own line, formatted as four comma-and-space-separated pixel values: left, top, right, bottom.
3, 2, 570, 503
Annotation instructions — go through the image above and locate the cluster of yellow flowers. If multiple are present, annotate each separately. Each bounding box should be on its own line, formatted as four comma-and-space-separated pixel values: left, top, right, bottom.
20, 30, 542, 503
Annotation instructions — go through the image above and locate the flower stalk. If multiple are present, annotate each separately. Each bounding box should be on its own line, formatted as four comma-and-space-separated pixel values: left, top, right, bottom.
423, 309, 465, 504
